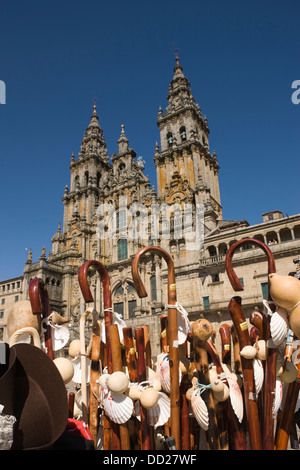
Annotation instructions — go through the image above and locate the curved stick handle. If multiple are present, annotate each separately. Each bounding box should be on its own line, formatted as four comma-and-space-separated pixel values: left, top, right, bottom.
78, 260, 112, 310
132, 246, 175, 301
9, 326, 41, 348
29, 278, 53, 359
78, 260, 113, 372
225, 238, 276, 300
132, 246, 180, 449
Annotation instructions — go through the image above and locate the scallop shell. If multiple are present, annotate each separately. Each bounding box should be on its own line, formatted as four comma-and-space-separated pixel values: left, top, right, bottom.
158, 354, 171, 393
253, 358, 264, 395
270, 308, 289, 347
176, 307, 192, 345
71, 354, 91, 384
227, 375, 244, 423
191, 390, 209, 431
101, 311, 126, 344
273, 377, 283, 416
134, 392, 170, 428
51, 324, 70, 351
102, 391, 134, 424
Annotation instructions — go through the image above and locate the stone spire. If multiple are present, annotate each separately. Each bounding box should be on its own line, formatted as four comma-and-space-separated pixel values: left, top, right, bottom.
165, 54, 198, 115
117, 124, 130, 154
78, 104, 109, 162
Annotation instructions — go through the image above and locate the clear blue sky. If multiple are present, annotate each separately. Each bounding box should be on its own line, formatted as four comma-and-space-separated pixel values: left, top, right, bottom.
0, 0, 299, 281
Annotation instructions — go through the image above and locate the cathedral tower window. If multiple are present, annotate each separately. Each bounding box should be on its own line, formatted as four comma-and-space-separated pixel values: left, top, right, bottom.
84, 171, 89, 186
116, 210, 127, 230
167, 132, 173, 147
180, 126, 187, 142
117, 239, 128, 261
150, 275, 157, 301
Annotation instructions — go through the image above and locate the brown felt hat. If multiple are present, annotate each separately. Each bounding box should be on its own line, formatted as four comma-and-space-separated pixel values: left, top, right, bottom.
0, 342, 69, 450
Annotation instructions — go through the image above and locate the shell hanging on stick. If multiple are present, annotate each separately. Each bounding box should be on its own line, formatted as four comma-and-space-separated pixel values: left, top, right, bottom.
270, 308, 289, 347
191, 389, 209, 431
227, 375, 244, 423
134, 392, 170, 428
273, 377, 283, 416
102, 391, 134, 424
253, 358, 264, 395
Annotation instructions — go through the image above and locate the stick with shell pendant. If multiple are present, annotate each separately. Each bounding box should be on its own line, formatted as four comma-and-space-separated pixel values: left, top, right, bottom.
192, 318, 220, 450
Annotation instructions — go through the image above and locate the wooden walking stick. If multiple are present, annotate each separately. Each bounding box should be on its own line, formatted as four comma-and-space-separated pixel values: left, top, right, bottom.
89, 318, 101, 446
179, 341, 191, 450
109, 324, 131, 450
207, 338, 247, 450
123, 327, 138, 383
132, 246, 181, 449
123, 327, 140, 450
276, 342, 300, 449
192, 318, 220, 450
29, 277, 54, 359
226, 237, 276, 450
135, 327, 151, 450
159, 313, 171, 438
160, 313, 168, 354
78, 260, 116, 450
79, 307, 97, 425
231, 325, 243, 379
228, 297, 262, 450
78, 260, 113, 374
218, 323, 247, 450
219, 323, 232, 367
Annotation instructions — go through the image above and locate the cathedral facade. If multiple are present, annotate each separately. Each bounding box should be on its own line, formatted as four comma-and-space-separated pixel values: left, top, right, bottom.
1, 57, 300, 357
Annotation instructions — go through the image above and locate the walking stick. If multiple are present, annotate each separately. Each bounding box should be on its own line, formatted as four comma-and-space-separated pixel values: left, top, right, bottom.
109, 324, 131, 450
123, 327, 140, 450
192, 318, 220, 450
219, 323, 231, 366
79, 307, 97, 426
29, 277, 54, 359
135, 327, 151, 450
89, 319, 101, 447
218, 323, 247, 449
226, 237, 276, 450
276, 337, 300, 449
207, 338, 246, 450
160, 313, 169, 354
159, 313, 171, 438
132, 246, 181, 449
228, 297, 262, 450
78, 260, 116, 450
179, 341, 191, 450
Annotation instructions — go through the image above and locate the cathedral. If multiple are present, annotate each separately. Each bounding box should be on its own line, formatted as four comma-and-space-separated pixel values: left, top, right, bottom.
1, 57, 300, 358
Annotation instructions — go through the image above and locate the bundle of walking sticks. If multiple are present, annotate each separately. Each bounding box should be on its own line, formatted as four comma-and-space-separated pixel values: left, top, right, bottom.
64, 239, 300, 451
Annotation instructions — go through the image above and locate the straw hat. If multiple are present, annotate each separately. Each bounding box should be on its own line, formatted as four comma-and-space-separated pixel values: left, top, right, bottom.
0, 342, 69, 450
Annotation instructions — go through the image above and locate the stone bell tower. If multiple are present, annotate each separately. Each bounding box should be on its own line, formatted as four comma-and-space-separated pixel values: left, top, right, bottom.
61, 104, 112, 261
154, 56, 222, 231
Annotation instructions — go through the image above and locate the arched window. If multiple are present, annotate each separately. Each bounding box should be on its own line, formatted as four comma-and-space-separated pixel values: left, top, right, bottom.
180, 126, 187, 141
84, 171, 89, 186
118, 239, 128, 261
113, 282, 137, 319
167, 132, 173, 147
